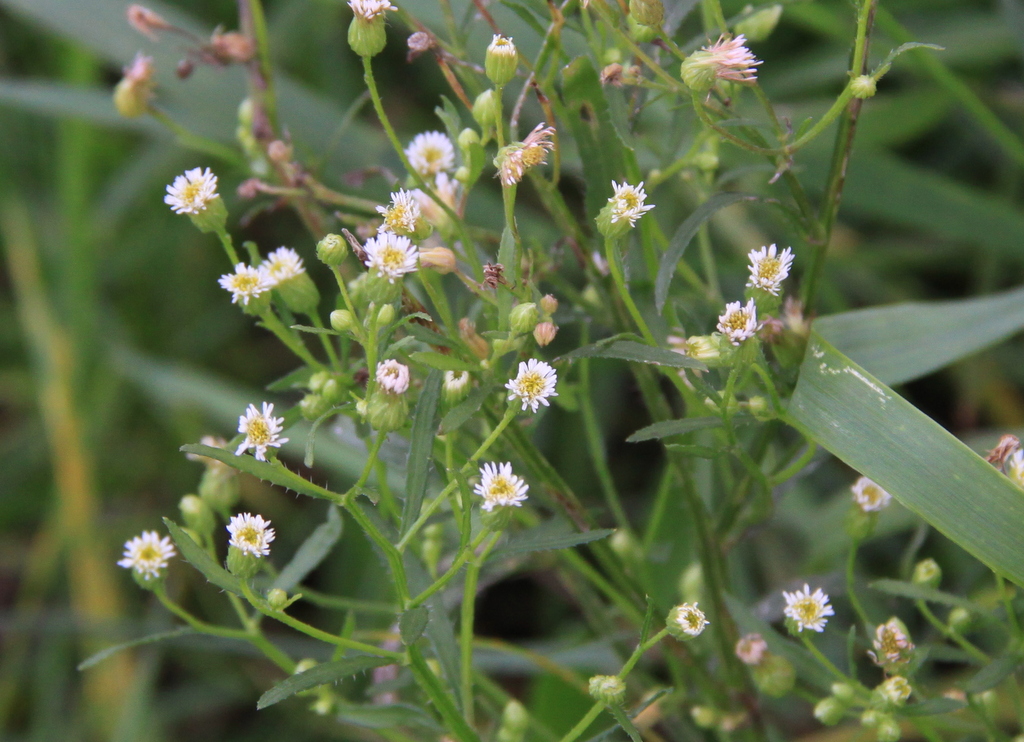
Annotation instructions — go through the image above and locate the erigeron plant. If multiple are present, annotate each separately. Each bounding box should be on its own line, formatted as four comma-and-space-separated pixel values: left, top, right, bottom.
95, 1, 1024, 740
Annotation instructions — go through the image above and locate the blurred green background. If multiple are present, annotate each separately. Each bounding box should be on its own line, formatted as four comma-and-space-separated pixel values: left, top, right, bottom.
2, 0, 1024, 739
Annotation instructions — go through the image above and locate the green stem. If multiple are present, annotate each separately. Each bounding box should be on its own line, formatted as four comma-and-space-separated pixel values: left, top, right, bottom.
800, 633, 850, 683
408, 646, 481, 742
408, 527, 492, 609
701, 0, 728, 34
579, 356, 630, 532
618, 628, 670, 679
460, 531, 501, 724
559, 702, 604, 742
259, 309, 324, 369
148, 109, 243, 165
212, 226, 240, 265
604, 238, 656, 345
769, 438, 818, 486
310, 312, 341, 369
916, 600, 989, 663
242, 0, 278, 131
846, 541, 873, 632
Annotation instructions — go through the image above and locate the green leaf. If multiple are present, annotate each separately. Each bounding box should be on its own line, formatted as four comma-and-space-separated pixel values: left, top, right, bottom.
334, 702, 442, 730
788, 333, 1024, 586
901, 697, 969, 716
78, 628, 196, 670
439, 386, 488, 435
272, 506, 343, 592
663, 444, 720, 459
179, 444, 343, 504
402, 370, 443, 533
655, 193, 760, 312
162, 518, 243, 596
608, 706, 642, 742
872, 42, 945, 78
409, 351, 479, 373
561, 339, 706, 370
962, 653, 1022, 693
627, 417, 723, 443
257, 656, 393, 709
405, 322, 456, 349
815, 285, 1024, 385
868, 579, 986, 613
399, 605, 430, 645
494, 520, 615, 558
289, 324, 338, 335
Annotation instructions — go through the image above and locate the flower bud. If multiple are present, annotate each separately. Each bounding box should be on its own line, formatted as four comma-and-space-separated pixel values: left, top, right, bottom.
628, 14, 658, 43
510, 302, 539, 335
912, 558, 941, 588
366, 391, 408, 432
348, 14, 387, 57
751, 653, 795, 697
485, 35, 518, 86
267, 587, 289, 610
844, 505, 878, 541
629, 0, 664, 28
680, 55, 718, 94
300, 392, 332, 421
317, 233, 348, 266
331, 309, 355, 333
114, 54, 155, 118
948, 607, 972, 634
596, 202, 631, 241
851, 75, 877, 99
831, 682, 857, 703
473, 89, 500, 131
814, 697, 846, 726
735, 4, 783, 42
419, 246, 457, 274
377, 302, 396, 327
874, 676, 911, 708
533, 321, 557, 347
481, 503, 515, 531
188, 195, 229, 236
666, 602, 709, 640
443, 370, 472, 404
459, 318, 490, 359
496, 699, 529, 742
540, 294, 558, 316
275, 271, 320, 315
691, 706, 720, 729
227, 544, 262, 579
458, 127, 480, 154
875, 714, 901, 742
588, 675, 626, 706
364, 271, 403, 304
746, 395, 773, 421
179, 494, 215, 537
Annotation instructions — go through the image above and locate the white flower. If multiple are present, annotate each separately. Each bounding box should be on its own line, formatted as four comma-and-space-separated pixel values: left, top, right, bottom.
782, 584, 835, 632
608, 181, 655, 227
405, 131, 455, 177
227, 512, 275, 557
348, 0, 396, 20
164, 167, 219, 215
444, 370, 471, 394
363, 231, 419, 282
852, 476, 892, 512
218, 263, 271, 306
869, 617, 914, 667
506, 358, 558, 412
487, 34, 517, 58
716, 299, 759, 345
876, 676, 912, 706
376, 189, 422, 235
235, 402, 289, 461
1007, 450, 1024, 488
672, 602, 709, 637
735, 633, 768, 665
746, 244, 794, 295
376, 359, 410, 394
473, 461, 529, 511
118, 531, 176, 579
261, 247, 305, 286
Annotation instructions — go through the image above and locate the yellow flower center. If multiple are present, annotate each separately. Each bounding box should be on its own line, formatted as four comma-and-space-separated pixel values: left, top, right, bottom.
182, 182, 204, 206
723, 311, 750, 332
238, 526, 260, 545
234, 274, 261, 293
521, 145, 547, 169
422, 147, 445, 170
517, 371, 545, 398
139, 545, 160, 562
793, 598, 819, 623
860, 483, 884, 507
684, 612, 703, 629
380, 245, 406, 271
757, 257, 780, 281
619, 192, 639, 210
246, 417, 271, 445
385, 205, 411, 231
488, 475, 515, 498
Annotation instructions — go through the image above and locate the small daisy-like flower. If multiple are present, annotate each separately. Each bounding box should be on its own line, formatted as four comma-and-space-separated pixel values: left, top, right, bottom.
165, 167, 219, 215
746, 244, 794, 295
444, 369, 471, 395
1007, 450, 1024, 488
376, 189, 422, 235
498, 123, 556, 187
363, 231, 419, 283
851, 476, 892, 512
227, 512, 276, 557
405, 131, 455, 178
260, 247, 305, 286
348, 0, 396, 20
473, 461, 529, 511
218, 263, 271, 306
782, 584, 834, 632
487, 34, 517, 59
376, 359, 410, 395
608, 181, 655, 227
869, 618, 914, 667
670, 602, 710, 637
735, 633, 768, 665
506, 358, 558, 413
876, 676, 912, 706
717, 299, 759, 345
118, 531, 176, 579
235, 402, 288, 461
683, 34, 761, 89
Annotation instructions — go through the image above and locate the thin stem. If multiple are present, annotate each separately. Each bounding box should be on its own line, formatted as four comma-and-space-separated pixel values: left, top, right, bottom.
259, 309, 324, 369
769, 438, 818, 486
618, 628, 670, 679
916, 600, 989, 663
212, 226, 240, 265
579, 356, 630, 532
558, 702, 604, 742
604, 238, 656, 345
310, 312, 341, 369
800, 633, 851, 683
701, 0, 728, 34
460, 531, 500, 724
407, 526, 492, 609
846, 541, 873, 632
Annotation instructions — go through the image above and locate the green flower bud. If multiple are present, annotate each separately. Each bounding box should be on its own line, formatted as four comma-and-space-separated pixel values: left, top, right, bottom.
485, 35, 518, 86
666, 602, 709, 640
443, 370, 472, 404
595, 202, 630, 241
481, 504, 515, 532
628, 15, 658, 43
366, 390, 408, 432
226, 544, 262, 579
421, 522, 444, 578
275, 272, 320, 315
510, 302, 539, 335
131, 566, 166, 591
746, 395, 774, 421
348, 15, 387, 58
295, 658, 318, 674
198, 467, 240, 513
239, 285, 273, 317
496, 699, 530, 742
874, 714, 901, 742
814, 697, 846, 726
317, 233, 348, 266
912, 558, 941, 588
308, 371, 330, 393
179, 494, 215, 537
680, 54, 718, 94
629, 0, 664, 28
588, 675, 626, 706
540, 294, 558, 316
751, 653, 796, 697
851, 75, 877, 99
331, 309, 355, 333
300, 393, 332, 421
364, 271, 403, 304
948, 606, 972, 634
831, 682, 857, 703
458, 127, 480, 154
377, 302, 396, 327
874, 676, 911, 709
693, 150, 720, 172
320, 377, 345, 406
735, 4, 783, 42
473, 89, 500, 132
267, 588, 289, 610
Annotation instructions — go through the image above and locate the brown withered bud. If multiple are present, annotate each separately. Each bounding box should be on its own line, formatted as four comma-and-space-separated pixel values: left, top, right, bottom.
482, 262, 506, 289
459, 319, 490, 360
986, 434, 1020, 466
534, 321, 557, 347
407, 31, 434, 61
210, 31, 256, 64
176, 59, 195, 79
237, 178, 263, 200
341, 228, 368, 264
127, 4, 172, 40
758, 315, 784, 344
600, 63, 625, 86
267, 139, 293, 164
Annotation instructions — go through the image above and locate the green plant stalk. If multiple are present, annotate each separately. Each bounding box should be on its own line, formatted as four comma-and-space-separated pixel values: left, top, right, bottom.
241, 0, 278, 131
769, 437, 818, 486
418, 269, 455, 331
701, 0, 729, 34
309, 312, 341, 369
914, 600, 989, 663
460, 531, 501, 724
408, 646, 481, 742
618, 627, 670, 679
213, 226, 241, 265
800, 633, 852, 683
604, 238, 656, 346
695, 223, 720, 302
259, 308, 324, 369
408, 526, 493, 608
994, 572, 1021, 640
148, 109, 244, 166
846, 541, 873, 632
558, 701, 605, 742
641, 466, 675, 551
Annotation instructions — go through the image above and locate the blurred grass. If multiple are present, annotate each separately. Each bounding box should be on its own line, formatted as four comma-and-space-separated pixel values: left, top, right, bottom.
0, 0, 1022, 739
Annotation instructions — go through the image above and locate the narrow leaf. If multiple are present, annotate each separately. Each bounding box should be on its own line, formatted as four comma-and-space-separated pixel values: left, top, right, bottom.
290, 324, 338, 335
162, 518, 242, 596
873, 42, 945, 78
334, 702, 442, 730
495, 521, 615, 558
609, 706, 642, 742
561, 339, 706, 370
399, 605, 430, 645
962, 654, 1021, 694
402, 370, 443, 533
409, 351, 478, 373
655, 193, 759, 312
627, 417, 723, 443
78, 627, 196, 670
273, 506, 343, 592
901, 697, 969, 716
439, 386, 487, 435
788, 334, 1024, 586
868, 579, 985, 613
257, 656, 393, 709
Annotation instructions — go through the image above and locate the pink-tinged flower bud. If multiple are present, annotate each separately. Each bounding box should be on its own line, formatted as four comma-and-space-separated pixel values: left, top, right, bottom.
419, 246, 457, 274
533, 321, 557, 347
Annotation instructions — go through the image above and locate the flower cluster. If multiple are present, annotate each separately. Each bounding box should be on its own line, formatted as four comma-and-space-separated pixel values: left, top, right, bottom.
717, 299, 759, 345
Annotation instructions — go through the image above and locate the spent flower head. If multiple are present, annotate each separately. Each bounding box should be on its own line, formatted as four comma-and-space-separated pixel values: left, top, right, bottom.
668, 602, 709, 639
474, 461, 529, 511
444, 369, 472, 399
261, 247, 305, 286
405, 131, 455, 177
165, 167, 219, 215
876, 676, 912, 707
782, 584, 834, 632
364, 231, 419, 282
117, 531, 176, 580
227, 512, 275, 557
681, 34, 761, 92
376, 189, 423, 235
717, 299, 759, 345
852, 476, 892, 512
746, 244, 794, 295
235, 402, 288, 461
376, 359, 410, 395
869, 618, 914, 667
498, 123, 556, 186
218, 263, 271, 306
506, 358, 558, 412
735, 633, 768, 665
608, 181, 655, 227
